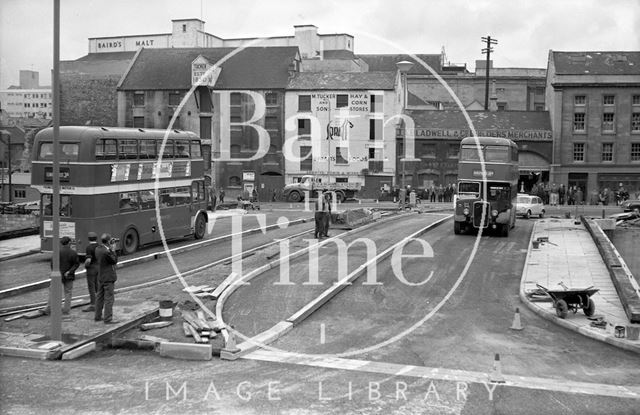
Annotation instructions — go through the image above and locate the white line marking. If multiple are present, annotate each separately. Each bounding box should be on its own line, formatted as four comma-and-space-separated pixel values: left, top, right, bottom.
320, 323, 325, 344
243, 349, 640, 400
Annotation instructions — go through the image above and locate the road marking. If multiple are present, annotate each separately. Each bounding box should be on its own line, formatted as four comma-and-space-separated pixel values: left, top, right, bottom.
320, 323, 325, 344
243, 349, 640, 399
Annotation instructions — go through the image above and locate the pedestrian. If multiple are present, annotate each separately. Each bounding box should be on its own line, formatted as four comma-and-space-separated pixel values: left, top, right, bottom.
219, 189, 225, 203
559, 184, 566, 205
94, 233, 119, 324
82, 232, 99, 312
314, 191, 331, 238
321, 192, 332, 237
209, 187, 217, 211
44, 236, 79, 315
550, 184, 558, 206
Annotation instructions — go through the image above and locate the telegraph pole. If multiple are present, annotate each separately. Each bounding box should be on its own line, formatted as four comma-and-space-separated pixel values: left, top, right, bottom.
481, 36, 498, 110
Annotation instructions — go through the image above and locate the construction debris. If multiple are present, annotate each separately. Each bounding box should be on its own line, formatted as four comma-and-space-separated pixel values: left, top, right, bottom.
139, 321, 173, 331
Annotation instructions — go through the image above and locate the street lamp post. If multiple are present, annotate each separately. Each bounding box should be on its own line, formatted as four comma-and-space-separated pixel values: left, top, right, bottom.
395, 60, 414, 189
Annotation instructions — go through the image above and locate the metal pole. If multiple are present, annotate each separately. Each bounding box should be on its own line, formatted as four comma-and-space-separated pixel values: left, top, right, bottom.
49, 0, 62, 340
484, 38, 491, 110
7, 134, 11, 203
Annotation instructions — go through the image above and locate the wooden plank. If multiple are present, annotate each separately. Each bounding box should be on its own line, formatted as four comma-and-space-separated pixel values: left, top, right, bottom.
61, 342, 96, 360
158, 342, 212, 360
139, 321, 173, 331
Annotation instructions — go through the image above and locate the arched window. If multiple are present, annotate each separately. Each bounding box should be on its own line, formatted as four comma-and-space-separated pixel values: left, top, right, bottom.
229, 176, 241, 187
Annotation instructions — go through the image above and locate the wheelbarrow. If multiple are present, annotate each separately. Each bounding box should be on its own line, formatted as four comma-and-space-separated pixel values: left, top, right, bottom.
536, 284, 599, 319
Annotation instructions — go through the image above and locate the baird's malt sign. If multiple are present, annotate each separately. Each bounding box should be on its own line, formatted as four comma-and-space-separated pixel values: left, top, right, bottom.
399, 128, 552, 141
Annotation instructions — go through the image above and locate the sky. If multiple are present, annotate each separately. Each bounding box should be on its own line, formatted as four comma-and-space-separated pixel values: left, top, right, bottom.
1, 0, 639, 89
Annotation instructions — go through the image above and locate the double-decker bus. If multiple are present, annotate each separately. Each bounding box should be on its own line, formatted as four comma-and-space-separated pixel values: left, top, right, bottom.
31, 126, 209, 255
454, 136, 519, 236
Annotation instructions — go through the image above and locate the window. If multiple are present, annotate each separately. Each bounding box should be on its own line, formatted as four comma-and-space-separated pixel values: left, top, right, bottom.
370, 95, 383, 112
265, 93, 278, 105
230, 92, 242, 106
96, 139, 117, 160
298, 95, 311, 112
369, 119, 382, 140
118, 139, 138, 159
13, 189, 26, 199
603, 95, 615, 106
133, 116, 145, 128
159, 188, 174, 208
368, 148, 376, 160
336, 94, 348, 108
140, 140, 157, 159
633, 95, 640, 106
265, 116, 279, 132
168, 92, 182, 106
573, 113, 585, 132
573, 143, 585, 162
420, 143, 436, 158
300, 146, 312, 171
631, 143, 640, 161
139, 190, 156, 209
574, 95, 586, 106
535, 104, 545, 111
182, 24, 186, 32
602, 112, 615, 132
602, 143, 614, 162
229, 176, 241, 187
335, 147, 349, 164
133, 92, 145, 107
161, 140, 174, 159
119, 192, 139, 212
632, 113, 640, 132
298, 118, 310, 138
190, 140, 201, 158
174, 140, 190, 158
497, 102, 507, 111
173, 186, 191, 206
42, 194, 72, 216
448, 144, 460, 158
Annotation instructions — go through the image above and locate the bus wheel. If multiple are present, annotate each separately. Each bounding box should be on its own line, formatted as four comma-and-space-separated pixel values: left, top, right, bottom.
454, 221, 462, 234
122, 228, 139, 255
194, 213, 206, 239
288, 191, 301, 202
335, 192, 345, 203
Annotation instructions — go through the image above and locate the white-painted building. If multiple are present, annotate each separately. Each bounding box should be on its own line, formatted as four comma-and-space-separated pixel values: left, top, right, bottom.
284, 71, 403, 197
89, 19, 353, 59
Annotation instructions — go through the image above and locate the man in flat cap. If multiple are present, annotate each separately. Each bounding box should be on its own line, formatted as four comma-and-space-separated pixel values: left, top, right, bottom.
82, 232, 99, 312
94, 233, 119, 324
44, 236, 79, 315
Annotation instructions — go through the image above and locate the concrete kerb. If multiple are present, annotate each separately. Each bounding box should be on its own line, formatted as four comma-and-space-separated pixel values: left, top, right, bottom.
217, 212, 452, 360
0, 217, 310, 301
518, 221, 640, 355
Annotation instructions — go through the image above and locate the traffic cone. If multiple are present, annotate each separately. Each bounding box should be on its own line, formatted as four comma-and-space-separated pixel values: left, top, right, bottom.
489, 353, 505, 383
510, 308, 524, 331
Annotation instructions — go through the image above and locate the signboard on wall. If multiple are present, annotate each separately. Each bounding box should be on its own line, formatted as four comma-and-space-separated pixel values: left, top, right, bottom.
191, 55, 221, 86
243, 171, 255, 181
399, 128, 552, 141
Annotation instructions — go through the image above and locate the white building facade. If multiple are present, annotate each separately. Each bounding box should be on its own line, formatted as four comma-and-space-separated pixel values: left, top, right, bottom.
284, 72, 402, 196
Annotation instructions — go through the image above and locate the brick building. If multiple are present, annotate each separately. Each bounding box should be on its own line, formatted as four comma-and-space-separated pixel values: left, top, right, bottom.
116, 46, 301, 199
546, 51, 640, 196
396, 110, 552, 191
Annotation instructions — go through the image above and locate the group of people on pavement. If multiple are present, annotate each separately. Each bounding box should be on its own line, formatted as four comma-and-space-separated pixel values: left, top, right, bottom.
529, 182, 633, 207
44, 232, 119, 324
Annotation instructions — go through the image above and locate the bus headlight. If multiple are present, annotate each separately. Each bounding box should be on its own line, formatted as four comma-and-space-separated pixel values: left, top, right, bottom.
463, 207, 470, 216
491, 209, 499, 217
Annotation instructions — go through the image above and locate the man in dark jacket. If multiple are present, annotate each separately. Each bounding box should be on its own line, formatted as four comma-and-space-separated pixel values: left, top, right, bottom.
44, 236, 79, 315
94, 233, 119, 324
83, 232, 99, 312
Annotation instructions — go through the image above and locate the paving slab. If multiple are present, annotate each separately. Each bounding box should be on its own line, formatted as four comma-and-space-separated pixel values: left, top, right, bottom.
520, 218, 640, 354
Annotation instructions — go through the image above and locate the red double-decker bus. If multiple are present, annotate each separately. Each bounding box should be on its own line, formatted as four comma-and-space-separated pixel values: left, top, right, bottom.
454, 136, 519, 237
31, 126, 209, 255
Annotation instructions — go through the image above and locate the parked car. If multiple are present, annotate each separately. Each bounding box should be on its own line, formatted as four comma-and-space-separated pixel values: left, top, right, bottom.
620, 199, 640, 213
516, 194, 545, 219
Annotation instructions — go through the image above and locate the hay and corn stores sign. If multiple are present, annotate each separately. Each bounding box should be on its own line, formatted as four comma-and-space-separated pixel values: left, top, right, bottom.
397, 128, 552, 141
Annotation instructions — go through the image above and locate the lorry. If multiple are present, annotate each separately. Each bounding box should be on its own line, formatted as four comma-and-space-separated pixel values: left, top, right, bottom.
282, 175, 361, 203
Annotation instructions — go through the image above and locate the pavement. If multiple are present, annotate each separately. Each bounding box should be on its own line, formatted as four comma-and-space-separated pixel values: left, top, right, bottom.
520, 218, 640, 353
1, 204, 639, 360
